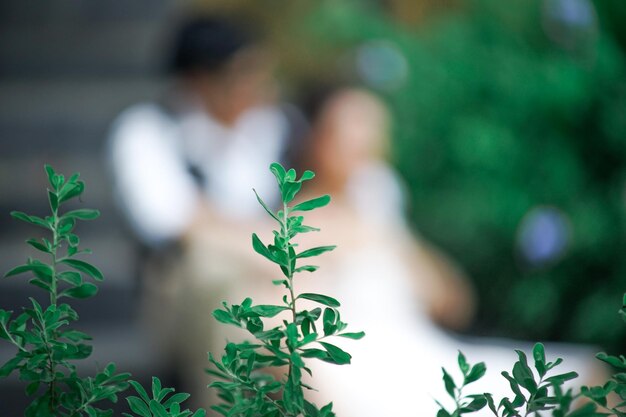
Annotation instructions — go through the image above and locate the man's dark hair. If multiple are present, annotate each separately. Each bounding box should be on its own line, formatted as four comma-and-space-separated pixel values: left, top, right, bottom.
169, 16, 256, 74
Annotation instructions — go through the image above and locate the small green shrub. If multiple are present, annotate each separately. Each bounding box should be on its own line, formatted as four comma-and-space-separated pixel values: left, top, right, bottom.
1, 165, 205, 417
1, 166, 130, 416
436, 295, 626, 417
207, 162, 364, 417
4, 163, 626, 417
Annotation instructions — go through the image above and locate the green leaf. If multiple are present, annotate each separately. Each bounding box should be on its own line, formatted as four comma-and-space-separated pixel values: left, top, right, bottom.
512, 350, 537, 393
253, 189, 280, 222
62, 209, 100, 221
282, 181, 302, 203
270, 162, 286, 184
127, 396, 151, 417
337, 332, 365, 340
248, 305, 289, 318
297, 245, 336, 259
300, 348, 329, 360
61, 329, 92, 342
29, 278, 51, 292
151, 377, 162, 401
533, 343, 546, 377
501, 371, 525, 400
319, 342, 351, 365
596, 352, 626, 370
323, 308, 337, 336
0, 356, 23, 378
251, 233, 274, 263
291, 195, 331, 212
129, 381, 151, 404
62, 283, 98, 299
25, 239, 51, 254
26, 381, 39, 396
48, 190, 59, 212
544, 371, 578, 385
5, 261, 52, 280
60, 259, 103, 281
442, 368, 456, 397
10, 211, 50, 229
58, 271, 83, 286
163, 392, 191, 408
461, 395, 488, 413
294, 265, 319, 273
298, 293, 341, 307
149, 400, 169, 417
191, 410, 207, 417
458, 351, 470, 375
300, 170, 315, 181
212, 309, 241, 327
4, 264, 34, 278
437, 409, 452, 417
58, 180, 84, 203
44, 164, 57, 189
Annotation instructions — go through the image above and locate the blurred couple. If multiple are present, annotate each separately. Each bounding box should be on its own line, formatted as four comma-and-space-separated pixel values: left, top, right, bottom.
108, 14, 601, 415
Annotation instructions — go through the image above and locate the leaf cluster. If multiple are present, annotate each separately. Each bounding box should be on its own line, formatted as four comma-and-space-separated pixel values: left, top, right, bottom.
578, 294, 626, 416
123, 377, 206, 417
437, 343, 589, 417
208, 163, 364, 417
436, 352, 488, 417
0, 165, 130, 416
1, 166, 207, 417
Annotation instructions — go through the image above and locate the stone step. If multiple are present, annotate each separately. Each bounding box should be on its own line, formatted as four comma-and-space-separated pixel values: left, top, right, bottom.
0, 20, 169, 77
0, 0, 171, 25
0, 229, 137, 287
0, 323, 174, 416
0, 154, 125, 231
0, 78, 163, 133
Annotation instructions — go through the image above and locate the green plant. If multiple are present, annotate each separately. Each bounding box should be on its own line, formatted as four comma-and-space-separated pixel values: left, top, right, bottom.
207, 162, 364, 417
0, 165, 206, 417
0, 165, 130, 416
123, 377, 206, 417
436, 296, 626, 417
577, 294, 626, 416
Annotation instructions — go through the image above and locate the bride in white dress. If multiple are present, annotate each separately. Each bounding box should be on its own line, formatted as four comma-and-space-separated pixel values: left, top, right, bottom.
290, 87, 600, 416
172, 85, 602, 415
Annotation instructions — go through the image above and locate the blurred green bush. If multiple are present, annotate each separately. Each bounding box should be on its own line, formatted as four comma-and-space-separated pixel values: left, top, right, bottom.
296, 0, 626, 350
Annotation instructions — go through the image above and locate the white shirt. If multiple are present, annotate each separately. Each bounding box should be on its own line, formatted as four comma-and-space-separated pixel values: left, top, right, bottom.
108, 101, 288, 246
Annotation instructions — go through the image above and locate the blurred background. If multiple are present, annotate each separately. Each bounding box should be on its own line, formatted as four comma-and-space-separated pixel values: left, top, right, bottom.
1, 0, 626, 414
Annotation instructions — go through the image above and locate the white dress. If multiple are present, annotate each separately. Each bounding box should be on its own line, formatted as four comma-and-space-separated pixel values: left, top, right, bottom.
304, 241, 597, 416
299, 164, 598, 416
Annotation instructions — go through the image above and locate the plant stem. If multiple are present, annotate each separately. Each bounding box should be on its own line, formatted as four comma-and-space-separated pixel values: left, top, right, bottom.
281, 202, 300, 417
454, 384, 463, 417
47, 193, 60, 412
282, 202, 296, 322
225, 367, 287, 416
523, 376, 544, 417
50, 201, 59, 306
1, 322, 28, 353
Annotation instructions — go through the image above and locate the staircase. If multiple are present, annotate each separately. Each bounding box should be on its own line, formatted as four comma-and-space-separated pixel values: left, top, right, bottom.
0, 1, 182, 414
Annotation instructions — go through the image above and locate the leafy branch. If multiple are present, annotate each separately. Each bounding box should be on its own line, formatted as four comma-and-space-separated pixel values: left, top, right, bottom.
1, 165, 130, 417
208, 162, 364, 417
437, 294, 626, 417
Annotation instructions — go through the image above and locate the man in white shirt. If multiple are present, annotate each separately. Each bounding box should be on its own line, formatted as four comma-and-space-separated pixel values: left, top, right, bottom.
106, 17, 297, 408
108, 16, 291, 247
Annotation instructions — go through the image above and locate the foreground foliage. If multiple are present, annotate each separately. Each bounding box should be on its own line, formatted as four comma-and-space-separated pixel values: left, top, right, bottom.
1, 166, 205, 417
1, 166, 130, 416
207, 162, 364, 417
437, 295, 626, 417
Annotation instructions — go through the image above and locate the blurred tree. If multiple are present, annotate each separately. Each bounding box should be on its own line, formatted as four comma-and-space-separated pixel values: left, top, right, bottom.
291, 0, 626, 350
191, 0, 626, 350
